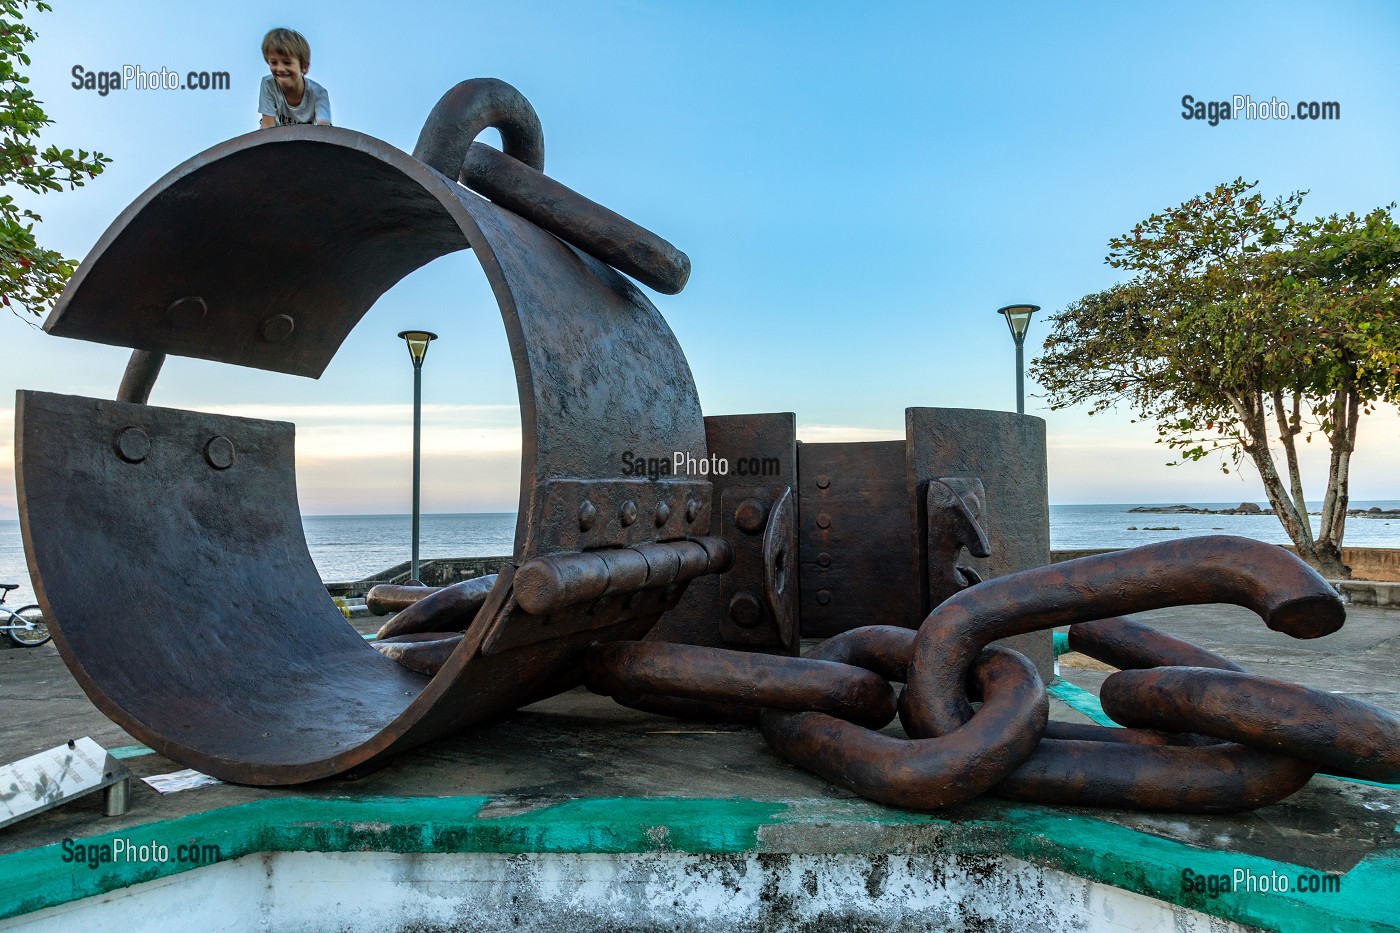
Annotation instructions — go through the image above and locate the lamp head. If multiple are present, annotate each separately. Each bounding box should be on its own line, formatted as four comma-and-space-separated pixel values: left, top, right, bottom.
397, 330, 438, 367
996, 304, 1039, 342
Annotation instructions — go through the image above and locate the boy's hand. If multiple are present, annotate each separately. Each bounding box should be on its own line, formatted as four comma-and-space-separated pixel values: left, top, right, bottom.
259, 115, 276, 129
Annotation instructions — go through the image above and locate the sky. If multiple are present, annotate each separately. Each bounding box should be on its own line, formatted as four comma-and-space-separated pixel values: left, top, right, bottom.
2, 0, 1398, 517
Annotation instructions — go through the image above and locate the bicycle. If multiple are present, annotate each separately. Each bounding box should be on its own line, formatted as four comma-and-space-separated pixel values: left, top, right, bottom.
0, 583, 49, 647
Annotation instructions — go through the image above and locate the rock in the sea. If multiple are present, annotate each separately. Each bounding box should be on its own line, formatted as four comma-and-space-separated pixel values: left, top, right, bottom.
1127, 504, 1201, 514
1236, 502, 1262, 513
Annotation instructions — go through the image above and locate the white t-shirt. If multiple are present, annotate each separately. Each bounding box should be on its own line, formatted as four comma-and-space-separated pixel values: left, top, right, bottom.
258, 75, 332, 126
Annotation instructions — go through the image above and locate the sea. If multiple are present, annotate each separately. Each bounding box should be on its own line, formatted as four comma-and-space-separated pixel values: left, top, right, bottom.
1, 502, 1398, 608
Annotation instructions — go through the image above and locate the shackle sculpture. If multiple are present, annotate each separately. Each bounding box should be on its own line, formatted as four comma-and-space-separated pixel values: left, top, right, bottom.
22, 79, 1397, 813
17, 78, 1039, 785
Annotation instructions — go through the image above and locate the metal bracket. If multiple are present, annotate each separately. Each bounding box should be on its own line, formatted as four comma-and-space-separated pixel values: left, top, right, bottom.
927, 477, 990, 608
717, 485, 798, 651
525, 478, 712, 555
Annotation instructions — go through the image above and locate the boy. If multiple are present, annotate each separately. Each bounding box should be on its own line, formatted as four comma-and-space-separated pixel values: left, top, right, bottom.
258, 28, 331, 128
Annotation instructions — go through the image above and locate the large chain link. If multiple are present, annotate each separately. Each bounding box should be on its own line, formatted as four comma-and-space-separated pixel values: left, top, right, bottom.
583, 535, 1400, 814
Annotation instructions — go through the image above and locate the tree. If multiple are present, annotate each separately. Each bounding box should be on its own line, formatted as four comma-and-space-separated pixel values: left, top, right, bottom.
1030, 178, 1400, 578
1, 0, 109, 318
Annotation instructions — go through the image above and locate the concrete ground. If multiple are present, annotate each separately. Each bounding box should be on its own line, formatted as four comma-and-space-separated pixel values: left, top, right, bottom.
2, 604, 1399, 929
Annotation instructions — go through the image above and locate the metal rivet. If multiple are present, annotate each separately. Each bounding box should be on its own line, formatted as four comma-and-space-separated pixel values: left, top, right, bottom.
816, 513, 831, 530
685, 499, 701, 523
579, 500, 598, 531
204, 435, 235, 470
817, 552, 832, 568
620, 500, 638, 527
113, 426, 150, 463
734, 498, 768, 535
728, 591, 763, 628
816, 473, 830, 490
654, 501, 671, 526
817, 589, 832, 606
165, 296, 207, 328
260, 314, 295, 344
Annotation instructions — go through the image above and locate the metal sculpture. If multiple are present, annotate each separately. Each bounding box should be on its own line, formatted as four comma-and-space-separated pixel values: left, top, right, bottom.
18, 78, 1399, 816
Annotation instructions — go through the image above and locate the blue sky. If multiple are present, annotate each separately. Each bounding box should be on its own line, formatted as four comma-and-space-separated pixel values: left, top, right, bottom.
3, 0, 1398, 516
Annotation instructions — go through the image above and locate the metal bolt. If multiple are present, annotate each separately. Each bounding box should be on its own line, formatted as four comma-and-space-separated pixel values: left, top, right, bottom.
113, 426, 150, 463
816, 473, 830, 490
734, 497, 768, 535
685, 498, 702, 522
817, 552, 832, 568
654, 501, 671, 526
260, 314, 296, 344
620, 500, 639, 527
816, 512, 831, 530
817, 589, 832, 606
728, 591, 763, 628
578, 499, 598, 531
165, 296, 207, 328
204, 435, 235, 470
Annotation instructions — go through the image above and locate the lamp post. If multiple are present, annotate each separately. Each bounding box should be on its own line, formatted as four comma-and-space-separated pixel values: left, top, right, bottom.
995, 304, 1039, 415
398, 330, 437, 583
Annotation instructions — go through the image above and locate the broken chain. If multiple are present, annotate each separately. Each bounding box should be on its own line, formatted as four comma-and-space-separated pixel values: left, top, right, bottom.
583, 535, 1400, 813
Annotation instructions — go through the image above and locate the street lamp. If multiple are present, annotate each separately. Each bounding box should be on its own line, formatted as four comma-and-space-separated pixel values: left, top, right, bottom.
398, 330, 438, 583
995, 304, 1039, 415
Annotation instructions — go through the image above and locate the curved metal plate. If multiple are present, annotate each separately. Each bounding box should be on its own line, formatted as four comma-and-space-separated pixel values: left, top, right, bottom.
22, 127, 707, 784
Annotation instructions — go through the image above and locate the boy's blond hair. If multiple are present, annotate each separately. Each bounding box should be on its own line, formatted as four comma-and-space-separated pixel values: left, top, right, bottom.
262, 28, 311, 70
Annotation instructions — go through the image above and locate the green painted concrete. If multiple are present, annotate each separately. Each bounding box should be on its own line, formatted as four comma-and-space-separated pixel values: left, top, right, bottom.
1047, 677, 1121, 728
2, 794, 1397, 931
1053, 631, 1070, 656
108, 745, 154, 760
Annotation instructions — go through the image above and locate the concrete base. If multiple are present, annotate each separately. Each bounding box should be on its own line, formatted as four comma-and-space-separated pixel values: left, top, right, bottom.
4, 849, 1254, 933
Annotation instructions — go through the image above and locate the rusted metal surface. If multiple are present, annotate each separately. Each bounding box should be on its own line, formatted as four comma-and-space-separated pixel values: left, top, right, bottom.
24, 73, 1388, 817
116, 350, 165, 404
513, 538, 730, 617
414, 77, 546, 177
583, 641, 897, 730
798, 440, 920, 637
651, 413, 800, 654
992, 739, 1317, 813
906, 407, 1053, 679
761, 645, 1047, 811
902, 536, 1343, 740
461, 143, 690, 294
1069, 616, 1246, 672
926, 477, 990, 607
586, 535, 1391, 813
21, 81, 717, 785
1102, 666, 1400, 783
372, 633, 465, 676
372, 576, 498, 637
17, 391, 431, 779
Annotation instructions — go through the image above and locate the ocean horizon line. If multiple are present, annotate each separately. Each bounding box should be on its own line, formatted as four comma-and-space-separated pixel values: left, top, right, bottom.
292, 499, 1400, 519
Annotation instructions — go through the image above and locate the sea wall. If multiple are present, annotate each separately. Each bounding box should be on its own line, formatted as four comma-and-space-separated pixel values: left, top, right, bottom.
325, 557, 510, 598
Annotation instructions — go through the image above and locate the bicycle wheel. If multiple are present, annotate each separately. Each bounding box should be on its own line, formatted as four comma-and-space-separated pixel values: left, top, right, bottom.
7, 604, 50, 647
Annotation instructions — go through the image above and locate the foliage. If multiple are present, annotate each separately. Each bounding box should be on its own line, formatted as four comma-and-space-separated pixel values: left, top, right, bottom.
1031, 178, 1400, 576
0, 0, 109, 317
